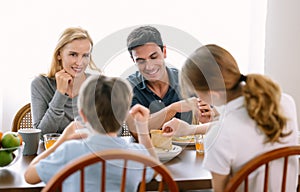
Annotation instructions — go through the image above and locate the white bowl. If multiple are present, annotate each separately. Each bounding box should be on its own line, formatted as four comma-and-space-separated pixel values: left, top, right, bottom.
0, 144, 23, 168
154, 145, 182, 161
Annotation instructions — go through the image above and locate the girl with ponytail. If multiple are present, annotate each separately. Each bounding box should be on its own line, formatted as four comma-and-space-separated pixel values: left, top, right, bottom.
162, 44, 298, 192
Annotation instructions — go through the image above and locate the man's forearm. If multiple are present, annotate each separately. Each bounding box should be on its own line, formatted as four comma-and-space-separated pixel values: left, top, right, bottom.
148, 105, 177, 130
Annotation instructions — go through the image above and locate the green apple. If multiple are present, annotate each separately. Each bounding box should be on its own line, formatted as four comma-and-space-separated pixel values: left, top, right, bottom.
0, 150, 13, 167
1, 132, 20, 148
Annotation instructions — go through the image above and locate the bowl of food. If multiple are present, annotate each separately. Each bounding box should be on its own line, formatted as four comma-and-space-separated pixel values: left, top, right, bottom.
0, 131, 23, 168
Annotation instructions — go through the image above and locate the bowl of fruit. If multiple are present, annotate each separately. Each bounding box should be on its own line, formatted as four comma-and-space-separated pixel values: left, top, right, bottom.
0, 131, 23, 168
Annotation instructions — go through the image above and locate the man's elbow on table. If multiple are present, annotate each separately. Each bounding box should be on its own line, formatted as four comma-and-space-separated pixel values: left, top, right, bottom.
24, 165, 41, 184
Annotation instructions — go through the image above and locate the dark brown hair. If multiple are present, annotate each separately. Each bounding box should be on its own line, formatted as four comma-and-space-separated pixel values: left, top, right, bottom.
127, 25, 164, 58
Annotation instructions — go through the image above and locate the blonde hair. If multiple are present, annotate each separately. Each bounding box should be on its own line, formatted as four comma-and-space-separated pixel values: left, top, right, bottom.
182, 44, 290, 143
47, 27, 99, 78
78, 75, 132, 133
243, 74, 289, 142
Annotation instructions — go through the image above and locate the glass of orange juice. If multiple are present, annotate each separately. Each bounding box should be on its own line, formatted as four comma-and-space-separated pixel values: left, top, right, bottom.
43, 133, 61, 150
194, 134, 204, 154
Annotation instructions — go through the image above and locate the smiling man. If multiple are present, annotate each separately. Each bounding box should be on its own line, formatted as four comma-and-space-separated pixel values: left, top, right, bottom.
125, 26, 195, 139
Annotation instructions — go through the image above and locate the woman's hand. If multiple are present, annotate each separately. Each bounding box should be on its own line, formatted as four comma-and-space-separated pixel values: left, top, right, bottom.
55, 69, 73, 95
162, 118, 191, 137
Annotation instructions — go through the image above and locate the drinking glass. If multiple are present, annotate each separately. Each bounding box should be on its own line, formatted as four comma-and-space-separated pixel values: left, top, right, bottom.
194, 134, 204, 154
43, 133, 61, 150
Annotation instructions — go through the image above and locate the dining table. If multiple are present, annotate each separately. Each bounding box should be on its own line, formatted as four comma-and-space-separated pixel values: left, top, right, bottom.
0, 142, 45, 192
0, 137, 213, 192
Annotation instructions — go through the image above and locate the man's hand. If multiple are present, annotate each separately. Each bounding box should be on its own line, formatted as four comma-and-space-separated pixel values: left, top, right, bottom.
197, 99, 215, 123
169, 97, 198, 113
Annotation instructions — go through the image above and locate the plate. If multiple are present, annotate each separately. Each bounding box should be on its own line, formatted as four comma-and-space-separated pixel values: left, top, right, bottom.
154, 145, 182, 161
172, 135, 195, 146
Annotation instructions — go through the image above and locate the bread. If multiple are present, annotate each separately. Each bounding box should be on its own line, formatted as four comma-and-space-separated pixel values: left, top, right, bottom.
150, 130, 172, 150
172, 135, 194, 142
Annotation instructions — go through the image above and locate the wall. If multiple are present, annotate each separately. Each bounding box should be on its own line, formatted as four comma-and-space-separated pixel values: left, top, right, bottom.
0, 0, 266, 132
265, 0, 300, 128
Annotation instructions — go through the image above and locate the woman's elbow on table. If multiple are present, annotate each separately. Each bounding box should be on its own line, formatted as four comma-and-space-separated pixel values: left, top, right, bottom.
24, 165, 41, 184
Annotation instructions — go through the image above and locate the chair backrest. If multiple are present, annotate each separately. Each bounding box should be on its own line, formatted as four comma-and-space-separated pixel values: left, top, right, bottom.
224, 146, 300, 192
11, 103, 32, 132
42, 149, 179, 192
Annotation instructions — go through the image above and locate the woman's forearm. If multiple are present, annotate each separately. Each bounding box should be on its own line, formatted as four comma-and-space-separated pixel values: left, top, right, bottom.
31, 90, 68, 134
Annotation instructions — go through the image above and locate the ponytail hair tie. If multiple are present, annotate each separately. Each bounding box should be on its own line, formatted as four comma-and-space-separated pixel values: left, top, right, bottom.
239, 74, 247, 82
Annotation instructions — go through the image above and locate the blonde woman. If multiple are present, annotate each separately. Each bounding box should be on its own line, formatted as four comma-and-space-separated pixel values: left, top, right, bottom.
162, 44, 298, 191
31, 27, 100, 135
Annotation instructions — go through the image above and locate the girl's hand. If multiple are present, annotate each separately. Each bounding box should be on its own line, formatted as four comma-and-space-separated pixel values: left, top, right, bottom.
161, 118, 190, 137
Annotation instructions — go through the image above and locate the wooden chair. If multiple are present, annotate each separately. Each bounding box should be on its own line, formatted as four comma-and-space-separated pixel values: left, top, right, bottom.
11, 103, 32, 132
42, 149, 179, 192
224, 146, 300, 192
